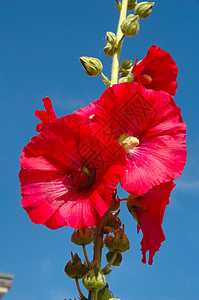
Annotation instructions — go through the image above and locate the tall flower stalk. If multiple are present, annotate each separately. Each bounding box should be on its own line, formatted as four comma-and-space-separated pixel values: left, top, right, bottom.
19, 1, 187, 299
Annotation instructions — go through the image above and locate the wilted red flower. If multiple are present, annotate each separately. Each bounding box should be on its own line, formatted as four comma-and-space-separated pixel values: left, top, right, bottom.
90, 82, 187, 195
19, 114, 126, 229
132, 45, 178, 96
34, 97, 57, 132
127, 181, 175, 265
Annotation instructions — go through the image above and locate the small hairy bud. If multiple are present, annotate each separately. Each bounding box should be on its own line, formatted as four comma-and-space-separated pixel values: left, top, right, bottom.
127, 0, 137, 10
79, 56, 103, 76
83, 265, 106, 291
106, 32, 116, 45
121, 59, 133, 70
106, 251, 122, 266
104, 43, 115, 58
121, 14, 139, 37
104, 225, 130, 253
64, 252, 89, 279
105, 211, 121, 232
71, 228, 95, 246
134, 2, 154, 19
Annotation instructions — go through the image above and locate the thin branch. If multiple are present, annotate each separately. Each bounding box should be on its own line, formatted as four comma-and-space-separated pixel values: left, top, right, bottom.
75, 278, 87, 300
82, 245, 90, 267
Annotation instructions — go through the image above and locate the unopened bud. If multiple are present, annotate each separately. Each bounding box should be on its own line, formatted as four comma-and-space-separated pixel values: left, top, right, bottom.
83, 266, 106, 291
106, 251, 122, 266
98, 285, 112, 300
134, 2, 154, 19
127, 0, 137, 10
121, 14, 139, 37
79, 56, 103, 76
64, 253, 89, 279
104, 225, 130, 253
105, 211, 121, 232
121, 59, 133, 70
104, 42, 115, 58
71, 228, 95, 246
106, 32, 116, 45
127, 72, 136, 82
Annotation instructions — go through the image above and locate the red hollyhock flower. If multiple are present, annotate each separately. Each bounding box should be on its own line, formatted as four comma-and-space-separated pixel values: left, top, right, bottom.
85, 82, 186, 195
132, 45, 178, 96
34, 97, 57, 132
127, 181, 175, 265
19, 114, 126, 229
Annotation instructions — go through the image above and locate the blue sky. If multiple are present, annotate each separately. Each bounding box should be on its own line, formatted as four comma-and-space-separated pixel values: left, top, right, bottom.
1, 0, 199, 299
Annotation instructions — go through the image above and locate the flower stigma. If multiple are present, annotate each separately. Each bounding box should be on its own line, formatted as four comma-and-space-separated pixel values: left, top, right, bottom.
118, 134, 139, 153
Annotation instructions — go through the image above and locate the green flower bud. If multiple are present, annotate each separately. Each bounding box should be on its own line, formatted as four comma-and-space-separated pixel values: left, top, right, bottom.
104, 43, 115, 58
98, 285, 113, 300
106, 32, 116, 45
104, 225, 130, 253
83, 266, 106, 291
106, 251, 122, 266
134, 2, 154, 19
127, 72, 136, 82
79, 56, 103, 76
71, 228, 95, 246
121, 59, 133, 70
120, 70, 130, 78
64, 253, 89, 279
127, 0, 137, 10
120, 14, 139, 37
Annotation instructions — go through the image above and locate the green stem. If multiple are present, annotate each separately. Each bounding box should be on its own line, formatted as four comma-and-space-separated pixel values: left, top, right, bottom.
111, 0, 128, 85
100, 72, 111, 86
88, 212, 109, 300
90, 289, 98, 300
82, 245, 90, 267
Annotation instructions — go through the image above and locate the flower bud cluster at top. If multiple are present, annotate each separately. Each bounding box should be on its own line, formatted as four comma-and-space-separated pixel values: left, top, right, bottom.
79, 1, 155, 86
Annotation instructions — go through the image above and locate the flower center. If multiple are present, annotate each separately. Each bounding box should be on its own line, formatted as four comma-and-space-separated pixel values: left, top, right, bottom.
68, 166, 95, 192
118, 134, 139, 153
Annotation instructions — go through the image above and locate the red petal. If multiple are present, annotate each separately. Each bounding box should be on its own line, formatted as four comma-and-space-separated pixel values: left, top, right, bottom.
129, 181, 175, 264
34, 97, 57, 132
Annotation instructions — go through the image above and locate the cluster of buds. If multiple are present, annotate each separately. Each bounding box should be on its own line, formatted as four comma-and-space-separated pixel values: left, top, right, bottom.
121, 2, 154, 37
119, 59, 136, 83
71, 227, 95, 245
64, 252, 89, 280
104, 225, 130, 253
104, 31, 117, 58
